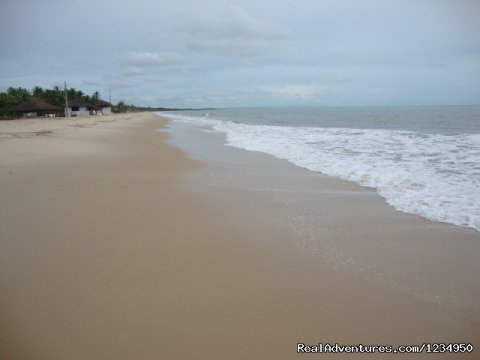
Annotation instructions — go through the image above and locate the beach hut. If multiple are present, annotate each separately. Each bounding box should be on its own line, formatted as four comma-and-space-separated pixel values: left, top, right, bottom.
9, 96, 62, 118
97, 101, 112, 115
66, 97, 96, 117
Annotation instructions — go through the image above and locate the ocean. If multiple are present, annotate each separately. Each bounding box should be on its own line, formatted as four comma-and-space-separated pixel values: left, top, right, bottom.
163, 106, 480, 232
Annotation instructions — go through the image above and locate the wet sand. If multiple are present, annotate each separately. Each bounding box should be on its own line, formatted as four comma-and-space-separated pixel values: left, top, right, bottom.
0, 113, 478, 359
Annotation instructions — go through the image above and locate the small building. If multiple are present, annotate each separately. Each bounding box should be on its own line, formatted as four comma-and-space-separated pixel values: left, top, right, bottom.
66, 97, 95, 117
9, 97, 62, 118
97, 101, 112, 115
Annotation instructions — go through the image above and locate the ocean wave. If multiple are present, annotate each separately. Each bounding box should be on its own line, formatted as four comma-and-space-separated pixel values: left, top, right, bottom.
164, 113, 480, 231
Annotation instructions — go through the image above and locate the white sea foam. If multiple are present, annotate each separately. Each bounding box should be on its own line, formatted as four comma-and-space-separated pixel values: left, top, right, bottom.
164, 113, 480, 231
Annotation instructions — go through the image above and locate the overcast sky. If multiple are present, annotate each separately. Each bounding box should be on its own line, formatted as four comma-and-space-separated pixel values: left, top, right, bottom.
1, 0, 479, 107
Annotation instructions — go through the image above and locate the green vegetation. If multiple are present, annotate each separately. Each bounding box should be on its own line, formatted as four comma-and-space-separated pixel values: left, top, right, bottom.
0, 86, 144, 118
0, 85, 201, 119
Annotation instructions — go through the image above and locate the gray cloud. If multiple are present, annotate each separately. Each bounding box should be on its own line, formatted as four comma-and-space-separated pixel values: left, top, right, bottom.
108, 80, 135, 90
181, 7, 288, 57
83, 80, 102, 86
1, 0, 479, 107
120, 66, 145, 77
144, 78, 164, 84
121, 51, 184, 67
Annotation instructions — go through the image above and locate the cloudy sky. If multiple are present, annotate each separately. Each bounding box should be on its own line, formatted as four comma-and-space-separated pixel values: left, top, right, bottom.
1, 0, 479, 107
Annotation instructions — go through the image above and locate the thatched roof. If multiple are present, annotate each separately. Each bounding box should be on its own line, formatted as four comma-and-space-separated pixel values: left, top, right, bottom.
98, 101, 111, 108
9, 96, 61, 113
68, 97, 94, 108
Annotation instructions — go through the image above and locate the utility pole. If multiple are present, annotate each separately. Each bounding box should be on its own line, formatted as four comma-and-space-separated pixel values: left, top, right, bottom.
109, 88, 112, 105
64, 81, 69, 117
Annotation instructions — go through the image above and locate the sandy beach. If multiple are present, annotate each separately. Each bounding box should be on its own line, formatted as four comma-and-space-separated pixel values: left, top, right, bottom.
1, 113, 479, 359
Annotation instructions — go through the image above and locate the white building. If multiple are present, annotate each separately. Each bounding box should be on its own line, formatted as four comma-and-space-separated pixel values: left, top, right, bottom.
66, 97, 94, 117
98, 101, 112, 115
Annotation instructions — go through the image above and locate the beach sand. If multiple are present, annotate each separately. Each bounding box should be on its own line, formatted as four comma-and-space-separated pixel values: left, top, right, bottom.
0, 113, 479, 359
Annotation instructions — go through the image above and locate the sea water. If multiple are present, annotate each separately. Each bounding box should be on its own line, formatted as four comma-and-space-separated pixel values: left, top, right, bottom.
162, 106, 480, 231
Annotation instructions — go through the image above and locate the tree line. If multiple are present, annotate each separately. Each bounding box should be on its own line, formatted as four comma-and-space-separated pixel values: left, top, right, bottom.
0, 86, 142, 118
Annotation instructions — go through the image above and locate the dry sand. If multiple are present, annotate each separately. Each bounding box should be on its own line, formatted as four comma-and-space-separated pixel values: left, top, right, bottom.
0, 113, 478, 359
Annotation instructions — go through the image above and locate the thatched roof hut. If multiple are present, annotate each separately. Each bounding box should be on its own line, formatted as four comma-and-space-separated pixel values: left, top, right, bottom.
68, 97, 95, 109
9, 97, 62, 117
98, 101, 111, 108
97, 100, 112, 115
66, 97, 97, 116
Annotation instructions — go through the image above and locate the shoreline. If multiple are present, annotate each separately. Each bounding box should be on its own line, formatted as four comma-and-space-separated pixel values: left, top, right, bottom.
1, 113, 479, 359
167, 117, 480, 306
165, 116, 480, 351
164, 108, 480, 233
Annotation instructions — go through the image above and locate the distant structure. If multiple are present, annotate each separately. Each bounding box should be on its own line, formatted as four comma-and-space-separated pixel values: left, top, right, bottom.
9, 97, 62, 118
97, 101, 112, 115
65, 97, 112, 116
66, 97, 96, 117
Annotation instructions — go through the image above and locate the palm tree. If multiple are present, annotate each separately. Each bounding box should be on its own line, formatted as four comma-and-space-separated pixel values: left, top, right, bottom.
32, 86, 44, 98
